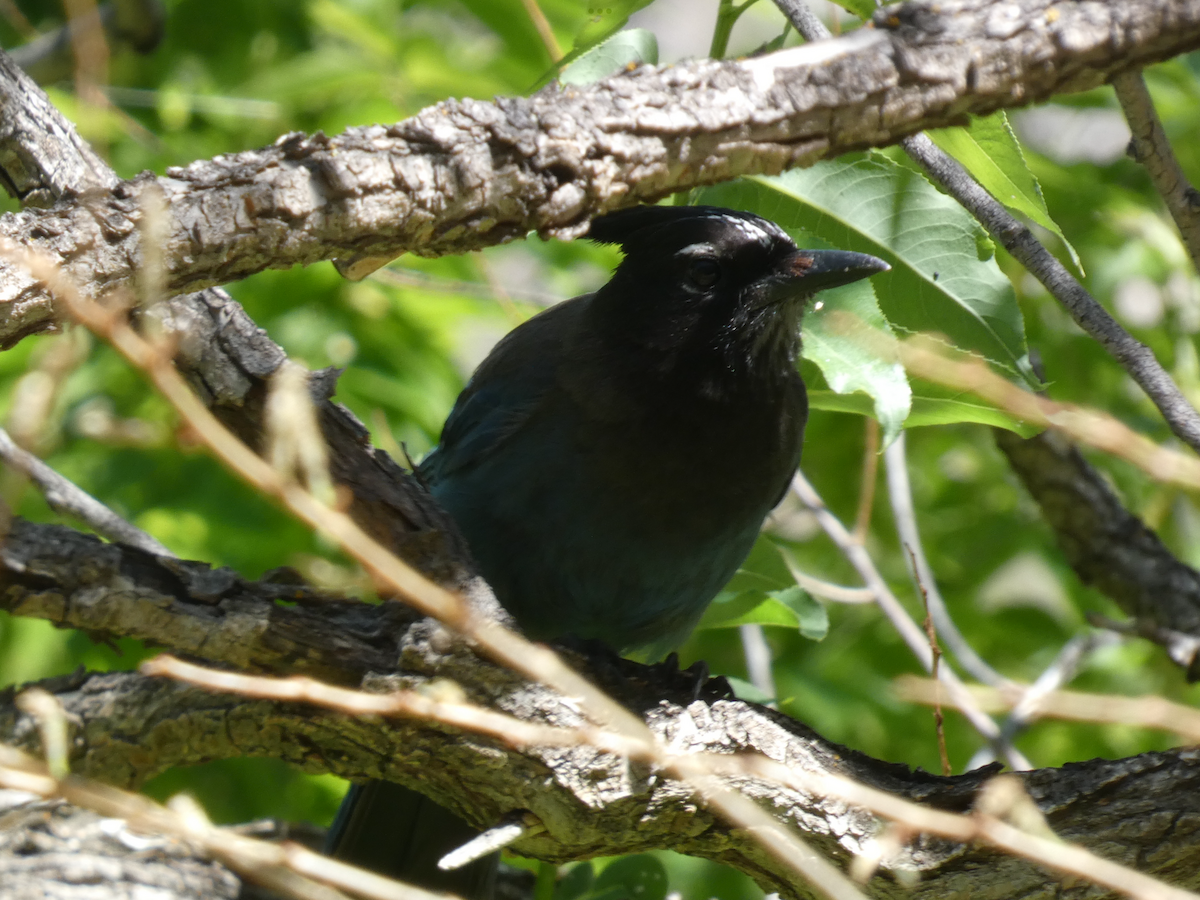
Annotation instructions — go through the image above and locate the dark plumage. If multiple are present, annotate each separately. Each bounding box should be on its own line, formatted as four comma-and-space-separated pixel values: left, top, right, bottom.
424, 204, 887, 655
328, 204, 888, 892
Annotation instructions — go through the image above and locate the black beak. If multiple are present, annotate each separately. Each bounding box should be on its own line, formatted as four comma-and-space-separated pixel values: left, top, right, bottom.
761, 249, 890, 305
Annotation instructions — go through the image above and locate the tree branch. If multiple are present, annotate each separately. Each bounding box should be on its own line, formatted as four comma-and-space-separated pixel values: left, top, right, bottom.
2, 561, 1200, 900
994, 428, 1200, 676
2, 0, 1200, 347
1112, 69, 1200, 272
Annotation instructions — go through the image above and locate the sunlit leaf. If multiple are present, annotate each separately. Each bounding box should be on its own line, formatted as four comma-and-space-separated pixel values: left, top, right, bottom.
698, 586, 828, 639
559, 28, 658, 85
697, 158, 1033, 383
930, 112, 1082, 271
807, 390, 1039, 435
804, 277, 911, 444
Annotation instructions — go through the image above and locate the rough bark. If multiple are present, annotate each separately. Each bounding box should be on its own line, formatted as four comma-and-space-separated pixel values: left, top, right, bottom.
2, 1, 1200, 898
2, 0, 1200, 347
4, 527, 1200, 900
996, 428, 1200, 677
0, 801, 241, 900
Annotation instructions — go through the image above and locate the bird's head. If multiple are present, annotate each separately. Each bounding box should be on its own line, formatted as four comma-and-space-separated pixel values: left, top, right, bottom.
588, 205, 888, 383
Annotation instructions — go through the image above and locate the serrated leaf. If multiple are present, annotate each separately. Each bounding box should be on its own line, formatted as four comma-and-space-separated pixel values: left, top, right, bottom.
696, 159, 1032, 384
807, 390, 1039, 435
546, 1, 657, 86
559, 28, 657, 85
930, 112, 1082, 272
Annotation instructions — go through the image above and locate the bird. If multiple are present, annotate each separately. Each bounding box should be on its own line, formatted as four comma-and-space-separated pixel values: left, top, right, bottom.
326, 204, 889, 894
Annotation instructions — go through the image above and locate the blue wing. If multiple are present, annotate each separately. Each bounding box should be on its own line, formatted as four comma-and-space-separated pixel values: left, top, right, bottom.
419, 295, 590, 487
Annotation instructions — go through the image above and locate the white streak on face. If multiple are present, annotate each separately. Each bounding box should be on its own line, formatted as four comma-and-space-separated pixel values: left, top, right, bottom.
700, 213, 791, 251
741, 28, 887, 92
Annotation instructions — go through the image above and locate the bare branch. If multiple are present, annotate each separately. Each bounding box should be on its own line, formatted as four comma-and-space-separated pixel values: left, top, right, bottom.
3, 0, 1200, 347
885, 432, 1008, 688
897, 673, 1200, 743
790, 469, 1031, 770
995, 428, 1200, 674
0, 425, 172, 555
1113, 69, 1200, 272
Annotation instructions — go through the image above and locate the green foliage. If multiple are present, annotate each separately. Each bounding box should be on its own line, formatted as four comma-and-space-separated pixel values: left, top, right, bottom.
699, 160, 1032, 381
825, 0, 876, 19
559, 28, 658, 85
929, 112, 1081, 270
4, 3, 1200, 899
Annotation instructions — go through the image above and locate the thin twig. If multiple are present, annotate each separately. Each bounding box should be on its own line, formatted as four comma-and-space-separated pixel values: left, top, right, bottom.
894, 333, 1200, 491
910, 547, 952, 776
851, 417, 879, 544
791, 469, 1031, 770
771, 0, 827, 41
778, 551, 875, 603
0, 424, 172, 556
896, 671, 1200, 744
17, 242, 870, 900
371, 266, 563, 308
885, 432, 1008, 687
770, 0, 1200, 455
965, 633, 1107, 770
520, 0, 562, 62
739, 624, 777, 704
1113, 70, 1200, 272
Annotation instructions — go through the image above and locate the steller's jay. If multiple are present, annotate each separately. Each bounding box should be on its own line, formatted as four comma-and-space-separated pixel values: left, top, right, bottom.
327, 205, 888, 894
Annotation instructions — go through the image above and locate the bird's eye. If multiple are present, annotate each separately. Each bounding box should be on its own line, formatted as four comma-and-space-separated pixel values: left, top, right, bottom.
688, 258, 721, 289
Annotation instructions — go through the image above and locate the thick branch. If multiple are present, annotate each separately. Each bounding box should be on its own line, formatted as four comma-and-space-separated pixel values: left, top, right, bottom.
4, 518, 1200, 899
0, 802, 240, 900
3, 626, 1200, 899
0, 46, 477, 590
2, 0, 1200, 346
995, 428, 1200, 675
0, 518, 416, 684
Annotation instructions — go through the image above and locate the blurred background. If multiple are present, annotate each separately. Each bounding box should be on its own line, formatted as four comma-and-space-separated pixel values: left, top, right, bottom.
0, 2, 1199, 897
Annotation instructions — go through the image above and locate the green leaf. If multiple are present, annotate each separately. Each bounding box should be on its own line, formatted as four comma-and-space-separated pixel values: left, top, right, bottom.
554, 863, 594, 900
590, 856, 668, 900
571, 1, 655, 49
697, 587, 828, 639
772, 585, 830, 640
559, 28, 658, 86
807, 390, 1039, 435
692, 185, 911, 442
804, 276, 911, 444
826, 0, 877, 18
695, 158, 1033, 382
929, 112, 1082, 272
548, 2, 657, 85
